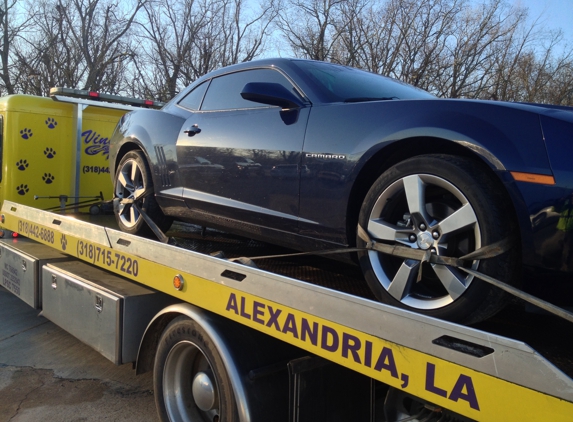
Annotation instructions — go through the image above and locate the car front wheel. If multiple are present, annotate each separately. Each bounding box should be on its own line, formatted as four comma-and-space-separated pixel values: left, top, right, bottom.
357, 154, 518, 324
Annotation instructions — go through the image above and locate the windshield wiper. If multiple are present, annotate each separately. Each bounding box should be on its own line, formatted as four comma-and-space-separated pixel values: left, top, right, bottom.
343, 96, 398, 103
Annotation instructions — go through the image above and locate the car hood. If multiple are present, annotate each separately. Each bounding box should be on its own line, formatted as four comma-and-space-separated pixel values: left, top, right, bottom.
483, 100, 573, 123
517, 102, 573, 113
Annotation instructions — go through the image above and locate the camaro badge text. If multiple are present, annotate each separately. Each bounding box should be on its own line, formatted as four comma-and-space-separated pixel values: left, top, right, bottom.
305, 153, 346, 160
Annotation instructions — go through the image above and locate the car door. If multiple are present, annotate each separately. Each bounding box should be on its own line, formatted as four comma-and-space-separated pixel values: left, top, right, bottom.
176, 68, 310, 233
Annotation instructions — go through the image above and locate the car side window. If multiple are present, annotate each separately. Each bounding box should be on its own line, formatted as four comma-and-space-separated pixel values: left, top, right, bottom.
200, 69, 297, 111
178, 81, 209, 110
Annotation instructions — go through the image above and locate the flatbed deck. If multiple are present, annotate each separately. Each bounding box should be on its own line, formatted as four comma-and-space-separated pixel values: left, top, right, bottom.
160, 221, 573, 379
2, 202, 573, 421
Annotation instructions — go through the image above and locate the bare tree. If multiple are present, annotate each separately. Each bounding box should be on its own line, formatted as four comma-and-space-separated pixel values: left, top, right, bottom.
57, 0, 145, 93
185, 0, 277, 77
14, 0, 85, 95
341, 0, 463, 88
0, 0, 36, 94
1, 0, 571, 105
394, 0, 461, 88
328, 0, 370, 67
275, 0, 573, 104
219, 0, 276, 65
276, 0, 345, 61
132, 0, 276, 100
548, 58, 573, 105
508, 35, 573, 104
434, 0, 523, 98
132, 0, 208, 100
339, 0, 398, 73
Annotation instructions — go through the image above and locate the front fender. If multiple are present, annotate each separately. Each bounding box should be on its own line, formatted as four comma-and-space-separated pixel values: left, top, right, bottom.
301, 100, 551, 246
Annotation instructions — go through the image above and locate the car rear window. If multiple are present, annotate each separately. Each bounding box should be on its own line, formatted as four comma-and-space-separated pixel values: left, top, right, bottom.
178, 81, 209, 110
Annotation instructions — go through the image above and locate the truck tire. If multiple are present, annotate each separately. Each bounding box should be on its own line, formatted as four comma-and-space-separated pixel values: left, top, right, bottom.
154, 316, 239, 422
357, 154, 518, 324
113, 150, 172, 237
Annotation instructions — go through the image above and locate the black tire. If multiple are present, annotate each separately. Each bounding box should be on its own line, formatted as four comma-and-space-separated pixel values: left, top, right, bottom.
113, 150, 172, 237
383, 387, 465, 421
154, 316, 239, 422
357, 154, 518, 324
383, 388, 434, 421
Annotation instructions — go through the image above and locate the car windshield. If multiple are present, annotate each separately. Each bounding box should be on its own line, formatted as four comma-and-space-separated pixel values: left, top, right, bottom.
291, 60, 434, 103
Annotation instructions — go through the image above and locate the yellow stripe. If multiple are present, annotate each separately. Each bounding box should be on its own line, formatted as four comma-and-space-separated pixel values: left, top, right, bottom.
2, 213, 572, 421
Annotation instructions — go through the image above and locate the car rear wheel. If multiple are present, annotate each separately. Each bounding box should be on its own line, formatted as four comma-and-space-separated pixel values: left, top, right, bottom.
113, 150, 172, 237
357, 154, 518, 324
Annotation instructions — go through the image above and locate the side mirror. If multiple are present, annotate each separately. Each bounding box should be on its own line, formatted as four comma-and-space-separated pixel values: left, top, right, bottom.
241, 83, 304, 110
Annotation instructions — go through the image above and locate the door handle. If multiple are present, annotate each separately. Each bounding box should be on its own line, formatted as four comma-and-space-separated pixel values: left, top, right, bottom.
184, 124, 201, 137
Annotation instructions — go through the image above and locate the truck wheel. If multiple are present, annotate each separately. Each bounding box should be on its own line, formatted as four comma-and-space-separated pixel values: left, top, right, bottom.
154, 316, 239, 422
113, 150, 172, 237
383, 388, 445, 421
357, 154, 517, 324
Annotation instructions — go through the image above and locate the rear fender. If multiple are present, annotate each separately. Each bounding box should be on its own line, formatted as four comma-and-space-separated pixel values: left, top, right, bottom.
110, 110, 185, 189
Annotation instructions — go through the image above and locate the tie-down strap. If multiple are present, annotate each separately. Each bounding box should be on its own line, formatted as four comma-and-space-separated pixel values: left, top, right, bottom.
356, 224, 573, 324
232, 225, 573, 324
356, 224, 511, 280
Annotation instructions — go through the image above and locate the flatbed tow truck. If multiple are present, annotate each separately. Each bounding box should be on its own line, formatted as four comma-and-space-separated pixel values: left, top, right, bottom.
0, 87, 572, 422
1, 199, 572, 422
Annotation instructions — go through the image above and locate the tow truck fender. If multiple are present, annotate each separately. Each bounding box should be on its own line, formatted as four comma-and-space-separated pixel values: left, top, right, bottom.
136, 302, 306, 422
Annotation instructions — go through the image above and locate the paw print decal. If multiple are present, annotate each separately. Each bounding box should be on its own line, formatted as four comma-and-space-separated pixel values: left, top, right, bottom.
16, 184, 29, 195
16, 159, 29, 171
42, 173, 55, 184
20, 128, 33, 139
44, 148, 57, 158
45, 117, 58, 129
60, 234, 67, 251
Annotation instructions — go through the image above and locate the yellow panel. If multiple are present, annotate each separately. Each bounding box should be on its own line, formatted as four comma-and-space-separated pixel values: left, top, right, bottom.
79, 106, 126, 200
0, 96, 74, 209
0, 95, 127, 209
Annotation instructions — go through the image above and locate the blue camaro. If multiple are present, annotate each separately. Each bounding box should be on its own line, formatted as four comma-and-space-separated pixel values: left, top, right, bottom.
109, 58, 573, 323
